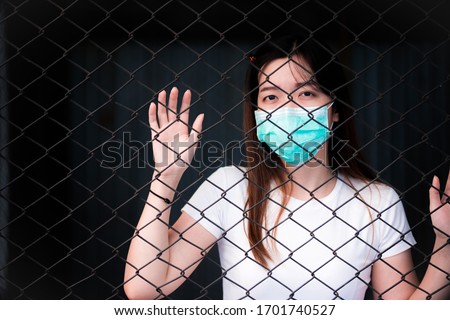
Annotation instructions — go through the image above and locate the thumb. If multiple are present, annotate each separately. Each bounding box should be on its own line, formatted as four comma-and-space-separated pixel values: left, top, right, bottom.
429, 175, 441, 213
190, 113, 204, 144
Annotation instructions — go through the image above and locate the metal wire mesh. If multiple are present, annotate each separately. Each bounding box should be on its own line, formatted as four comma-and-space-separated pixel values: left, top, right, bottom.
0, 0, 449, 299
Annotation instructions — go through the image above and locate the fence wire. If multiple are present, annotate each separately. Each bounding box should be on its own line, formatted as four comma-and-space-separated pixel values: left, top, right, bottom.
0, 0, 449, 299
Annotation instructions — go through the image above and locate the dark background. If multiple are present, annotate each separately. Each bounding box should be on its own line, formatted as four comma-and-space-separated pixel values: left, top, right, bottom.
0, 0, 449, 299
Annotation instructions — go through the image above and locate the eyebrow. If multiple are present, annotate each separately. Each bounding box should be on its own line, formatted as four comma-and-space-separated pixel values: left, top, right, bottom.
258, 81, 319, 93
258, 85, 279, 93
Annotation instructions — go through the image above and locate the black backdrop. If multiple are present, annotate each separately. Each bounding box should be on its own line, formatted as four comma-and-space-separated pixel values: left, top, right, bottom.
1, 0, 449, 299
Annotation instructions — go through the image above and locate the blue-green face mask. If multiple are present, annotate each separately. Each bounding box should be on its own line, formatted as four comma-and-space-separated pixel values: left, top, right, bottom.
254, 104, 332, 166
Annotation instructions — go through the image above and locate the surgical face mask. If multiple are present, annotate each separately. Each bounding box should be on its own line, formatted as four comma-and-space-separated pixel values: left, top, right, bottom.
254, 104, 333, 166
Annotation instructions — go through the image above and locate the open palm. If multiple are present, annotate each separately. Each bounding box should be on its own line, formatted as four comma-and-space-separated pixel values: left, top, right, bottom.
429, 170, 450, 242
148, 87, 204, 178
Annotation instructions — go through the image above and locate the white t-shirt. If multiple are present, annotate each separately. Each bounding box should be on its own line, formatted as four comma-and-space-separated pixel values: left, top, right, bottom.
182, 166, 416, 300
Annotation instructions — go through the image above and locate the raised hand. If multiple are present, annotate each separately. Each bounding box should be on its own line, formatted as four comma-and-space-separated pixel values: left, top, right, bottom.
148, 87, 204, 179
429, 170, 450, 243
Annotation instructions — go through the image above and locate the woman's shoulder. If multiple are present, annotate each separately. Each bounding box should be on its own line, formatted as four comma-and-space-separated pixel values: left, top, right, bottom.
207, 165, 248, 185
338, 172, 400, 204
216, 165, 247, 175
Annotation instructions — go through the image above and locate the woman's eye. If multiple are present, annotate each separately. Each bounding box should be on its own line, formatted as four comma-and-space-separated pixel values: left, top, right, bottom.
263, 95, 277, 101
300, 91, 314, 97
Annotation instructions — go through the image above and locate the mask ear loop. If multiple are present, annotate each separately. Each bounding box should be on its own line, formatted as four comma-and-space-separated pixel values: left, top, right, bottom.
326, 101, 336, 131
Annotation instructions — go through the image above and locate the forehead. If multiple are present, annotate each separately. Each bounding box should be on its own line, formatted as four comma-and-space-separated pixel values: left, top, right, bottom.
258, 56, 314, 84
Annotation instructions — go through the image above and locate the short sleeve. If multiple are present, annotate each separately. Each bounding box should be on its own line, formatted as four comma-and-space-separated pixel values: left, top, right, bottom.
376, 187, 416, 258
181, 168, 228, 239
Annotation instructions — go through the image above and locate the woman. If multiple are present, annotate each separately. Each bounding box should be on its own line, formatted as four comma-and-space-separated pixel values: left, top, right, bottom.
124, 36, 450, 300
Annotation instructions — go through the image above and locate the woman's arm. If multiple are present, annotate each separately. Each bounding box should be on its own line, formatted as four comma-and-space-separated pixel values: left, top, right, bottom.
371, 249, 418, 299
372, 171, 450, 299
124, 88, 215, 299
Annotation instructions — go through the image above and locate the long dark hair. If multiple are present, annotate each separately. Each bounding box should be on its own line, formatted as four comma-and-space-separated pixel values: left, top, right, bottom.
243, 35, 376, 267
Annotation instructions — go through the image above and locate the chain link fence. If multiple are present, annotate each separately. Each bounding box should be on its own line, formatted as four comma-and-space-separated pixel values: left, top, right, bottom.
1, 0, 449, 299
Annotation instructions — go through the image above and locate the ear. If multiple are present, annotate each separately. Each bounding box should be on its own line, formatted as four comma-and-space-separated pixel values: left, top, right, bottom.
332, 111, 339, 123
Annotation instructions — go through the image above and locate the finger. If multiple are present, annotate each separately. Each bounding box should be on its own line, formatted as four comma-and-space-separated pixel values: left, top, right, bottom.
429, 175, 441, 211
179, 89, 191, 126
167, 87, 179, 123
443, 169, 450, 199
148, 102, 158, 130
190, 113, 204, 144
157, 90, 167, 125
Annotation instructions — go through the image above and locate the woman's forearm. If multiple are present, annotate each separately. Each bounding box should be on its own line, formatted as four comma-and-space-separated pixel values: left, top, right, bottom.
124, 174, 180, 300
409, 240, 450, 299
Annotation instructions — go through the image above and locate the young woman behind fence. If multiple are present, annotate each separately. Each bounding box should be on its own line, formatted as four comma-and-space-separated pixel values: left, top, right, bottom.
124, 36, 450, 300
